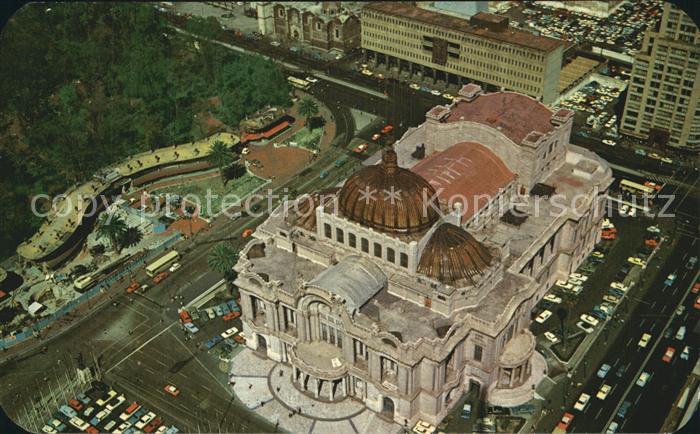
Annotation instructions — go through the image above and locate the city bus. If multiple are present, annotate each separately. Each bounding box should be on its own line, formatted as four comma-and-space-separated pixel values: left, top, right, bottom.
620, 179, 655, 197
73, 274, 96, 292
287, 76, 311, 90
145, 251, 180, 277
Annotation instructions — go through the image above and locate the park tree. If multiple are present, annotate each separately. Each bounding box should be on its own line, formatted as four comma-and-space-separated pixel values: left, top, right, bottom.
207, 141, 234, 185
298, 97, 320, 128
119, 226, 143, 250
207, 242, 238, 278
96, 214, 128, 253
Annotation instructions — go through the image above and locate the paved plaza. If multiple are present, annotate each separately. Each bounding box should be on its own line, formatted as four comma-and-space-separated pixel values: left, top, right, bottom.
229, 349, 401, 434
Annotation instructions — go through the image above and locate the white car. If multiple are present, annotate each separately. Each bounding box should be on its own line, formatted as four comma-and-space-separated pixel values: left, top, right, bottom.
69, 417, 89, 431
627, 207, 637, 217
114, 422, 131, 434
535, 310, 552, 324
675, 305, 685, 316
681, 346, 690, 360
636, 372, 651, 387
305, 76, 318, 83
596, 384, 612, 400
135, 411, 156, 429
96, 389, 117, 406
610, 282, 629, 292
638, 333, 652, 348
430, 89, 442, 96
603, 294, 621, 304
570, 285, 583, 295
577, 321, 595, 333
270, 41, 281, 47
580, 314, 600, 327
544, 294, 562, 304
106, 395, 125, 411
169, 262, 181, 272
442, 93, 454, 100
409, 83, 420, 90
676, 326, 686, 340
104, 421, 117, 432
569, 273, 588, 281
569, 278, 585, 286
41, 426, 57, 434
241, 147, 250, 155
544, 331, 559, 343
361, 69, 373, 76
221, 326, 239, 338
335, 53, 343, 60
606, 421, 619, 434
556, 280, 574, 290
602, 139, 616, 146
574, 393, 591, 411
627, 257, 647, 267
646, 225, 661, 234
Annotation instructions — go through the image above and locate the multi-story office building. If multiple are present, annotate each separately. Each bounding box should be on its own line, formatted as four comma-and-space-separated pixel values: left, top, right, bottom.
620, 3, 700, 151
234, 84, 612, 425
361, 2, 564, 104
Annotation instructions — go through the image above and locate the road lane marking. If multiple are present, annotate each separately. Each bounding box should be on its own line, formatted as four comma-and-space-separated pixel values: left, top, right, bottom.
639, 319, 646, 328
650, 301, 656, 309
106, 323, 176, 374
595, 407, 603, 419
634, 393, 642, 404
613, 357, 620, 367
626, 337, 633, 347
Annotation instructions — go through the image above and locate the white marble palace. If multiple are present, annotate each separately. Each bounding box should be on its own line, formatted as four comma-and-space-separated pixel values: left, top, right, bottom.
233, 84, 613, 425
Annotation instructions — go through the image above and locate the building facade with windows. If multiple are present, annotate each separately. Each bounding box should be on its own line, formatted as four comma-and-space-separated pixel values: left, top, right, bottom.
257, 1, 361, 53
620, 3, 700, 152
234, 84, 612, 425
360, 2, 564, 104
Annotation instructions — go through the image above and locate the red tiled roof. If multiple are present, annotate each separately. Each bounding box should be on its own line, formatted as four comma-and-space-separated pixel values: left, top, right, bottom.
447, 92, 554, 145
411, 142, 515, 222
262, 120, 290, 138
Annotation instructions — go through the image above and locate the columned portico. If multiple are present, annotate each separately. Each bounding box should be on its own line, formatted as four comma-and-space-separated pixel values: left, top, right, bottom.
288, 341, 349, 402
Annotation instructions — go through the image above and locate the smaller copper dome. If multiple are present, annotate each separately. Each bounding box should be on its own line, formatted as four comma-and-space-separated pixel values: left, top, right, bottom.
418, 223, 492, 284
337, 148, 440, 234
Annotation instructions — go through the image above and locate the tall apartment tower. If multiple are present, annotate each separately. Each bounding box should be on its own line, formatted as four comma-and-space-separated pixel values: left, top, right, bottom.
620, 3, 700, 151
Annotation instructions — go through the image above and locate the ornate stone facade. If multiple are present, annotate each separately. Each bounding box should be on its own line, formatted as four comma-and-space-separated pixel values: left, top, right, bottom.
234, 85, 612, 426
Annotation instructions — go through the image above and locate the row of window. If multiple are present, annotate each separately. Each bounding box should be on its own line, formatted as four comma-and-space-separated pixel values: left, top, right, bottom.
324, 223, 409, 268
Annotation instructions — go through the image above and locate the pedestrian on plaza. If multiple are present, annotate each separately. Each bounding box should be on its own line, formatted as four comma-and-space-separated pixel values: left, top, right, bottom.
249, 384, 252, 389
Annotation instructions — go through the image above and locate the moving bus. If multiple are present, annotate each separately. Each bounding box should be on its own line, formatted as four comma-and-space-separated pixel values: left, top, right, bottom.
73, 275, 96, 292
145, 251, 179, 277
620, 179, 655, 197
287, 76, 311, 90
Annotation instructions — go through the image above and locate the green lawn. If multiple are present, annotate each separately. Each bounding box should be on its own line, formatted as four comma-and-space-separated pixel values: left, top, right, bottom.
154, 172, 267, 217
284, 126, 323, 152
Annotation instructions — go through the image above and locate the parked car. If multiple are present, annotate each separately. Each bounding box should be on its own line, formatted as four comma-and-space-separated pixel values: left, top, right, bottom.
606, 421, 619, 434
164, 384, 180, 397
573, 393, 590, 411
636, 372, 651, 387
169, 263, 181, 272
597, 363, 611, 379
126, 282, 140, 293
557, 412, 574, 432
617, 400, 632, 418
153, 271, 169, 284
577, 321, 595, 334
676, 326, 686, 340
544, 331, 559, 343
221, 327, 239, 338
544, 294, 562, 304
184, 323, 199, 334
535, 310, 552, 323
580, 314, 600, 327
681, 346, 690, 360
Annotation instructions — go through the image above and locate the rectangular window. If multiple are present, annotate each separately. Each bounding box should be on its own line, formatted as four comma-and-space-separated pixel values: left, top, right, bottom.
474, 344, 483, 362
349, 233, 356, 248
400, 253, 408, 268
374, 242, 382, 258
361, 238, 369, 253
324, 223, 332, 239
386, 248, 395, 263
336, 228, 344, 243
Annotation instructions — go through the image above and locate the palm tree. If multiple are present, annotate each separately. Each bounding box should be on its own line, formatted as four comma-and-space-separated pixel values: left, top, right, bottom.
207, 140, 234, 185
119, 226, 143, 250
298, 97, 319, 128
96, 214, 128, 253
208, 242, 238, 278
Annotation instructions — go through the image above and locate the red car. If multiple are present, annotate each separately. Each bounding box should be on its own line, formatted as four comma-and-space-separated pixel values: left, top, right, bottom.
557, 412, 574, 432
179, 310, 192, 324
144, 418, 162, 433
233, 335, 246, 345
353, 143, 369, 153
662, 346, 675, 363
153, 271, 169, 284
126, 282, 140, 294
371, 133, 381, 141
241, 228, 254, 238
644, 239, 658, 247
223, 311, 241, 321
68, 398, 83, 412
694, 295, 700, 310
164, 384, 180, 397
86, 427, 98, 434
380, 124, 393, 134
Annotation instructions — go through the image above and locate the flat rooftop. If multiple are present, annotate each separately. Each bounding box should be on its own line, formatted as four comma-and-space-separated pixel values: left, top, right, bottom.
363, 2, 563, 53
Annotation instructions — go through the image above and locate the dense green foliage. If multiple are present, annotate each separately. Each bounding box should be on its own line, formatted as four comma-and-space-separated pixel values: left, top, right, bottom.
207, 242, 238, 277
0, 3, 291, 260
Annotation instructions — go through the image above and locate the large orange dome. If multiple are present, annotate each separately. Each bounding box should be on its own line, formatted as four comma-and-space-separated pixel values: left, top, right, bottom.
338, 149, 440, 234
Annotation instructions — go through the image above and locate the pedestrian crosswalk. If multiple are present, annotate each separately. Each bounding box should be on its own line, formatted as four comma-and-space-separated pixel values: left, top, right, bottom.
646, 174, 672, 184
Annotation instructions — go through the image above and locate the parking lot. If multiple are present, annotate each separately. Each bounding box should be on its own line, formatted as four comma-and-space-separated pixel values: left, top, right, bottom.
503, 0, 664, 56
41, 381, 181, 434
